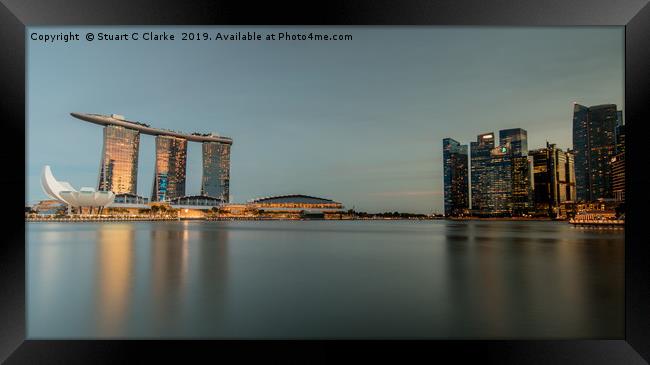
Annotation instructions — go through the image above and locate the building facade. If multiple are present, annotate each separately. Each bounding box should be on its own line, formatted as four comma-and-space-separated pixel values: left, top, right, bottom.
612, 122, 625, 202
201, 141, 231, 203
469, 130, 532, 216
442, 138, 469, 216
470, 132, 496, 213
572, 103, 619, 202
487, 144, 513, 214
500, 128, 532, 215
71, 113, 233, 204
611, 154, 625, 202
529, 143, 576, 217
499, 128, 528, 157
98, 124, 140, 195
511, 155, 533, 214
152, 135, 188, 202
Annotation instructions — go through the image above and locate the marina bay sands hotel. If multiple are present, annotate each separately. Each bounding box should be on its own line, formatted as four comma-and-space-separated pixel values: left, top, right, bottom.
71, 112, 232, 204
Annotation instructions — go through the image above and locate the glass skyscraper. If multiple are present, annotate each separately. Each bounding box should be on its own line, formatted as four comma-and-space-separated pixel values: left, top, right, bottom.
470, 132, 495, 214
152, 136, 188, 202
201, 141, 231, 203
499, 128, 528, 157
613, 120, 625, 202
572, 103, 618, 202
442, 138, 469, 216
72, 113, 234, 203
470, 130, 533, 216
529, 142, 576, 217
500, 128, 532, 214
488, 145, 513, 214
98, 125, 140, 195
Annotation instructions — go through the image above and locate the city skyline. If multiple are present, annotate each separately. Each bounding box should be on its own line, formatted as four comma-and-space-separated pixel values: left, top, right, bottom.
27, 26, 624, 213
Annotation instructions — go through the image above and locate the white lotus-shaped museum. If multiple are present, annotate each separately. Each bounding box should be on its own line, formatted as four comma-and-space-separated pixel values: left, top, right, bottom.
41, 165, 115, 207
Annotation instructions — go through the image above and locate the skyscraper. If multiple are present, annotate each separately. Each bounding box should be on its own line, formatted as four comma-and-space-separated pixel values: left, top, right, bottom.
529, 142, 576, 217
511, 155, 533, 214
488, 144, 513, 214
572, 103, 618, 202
615, 124, 625, 154
499, 128, 528, 156
72, 113, 234, 203
612, 121, 625, 202
201, 141, 231, 203
500, 128, 532, 214
470, 129, 533, 216
152, 135, 188, 202
470, 132, 495, 213
442, 138, 469, 216
611, 154, 625, 202
98, 124, 140, 195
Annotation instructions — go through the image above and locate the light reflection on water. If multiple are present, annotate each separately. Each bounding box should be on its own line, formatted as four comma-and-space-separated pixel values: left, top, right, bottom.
27, 220, 623, 339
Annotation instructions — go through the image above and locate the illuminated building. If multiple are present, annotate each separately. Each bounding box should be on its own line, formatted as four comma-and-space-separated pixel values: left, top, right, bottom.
611, 154, 625, 202
470, 132, 495, 213
511, 155, 533, 215
442, 138, 469, 216
612, 121, 625, 202
248, 194, 344, 218
470, 129, 533, 216
70, 112, 233, 202
572, 103, 619, 202
98, 123, 140, 195
249, 194, 343, 210
529, 142, 576, 217
499, 128, 528, 156
152, 136, 188, 202
500, 128, 532, 215
201, 141, 231, 203
487, 144, 513, 214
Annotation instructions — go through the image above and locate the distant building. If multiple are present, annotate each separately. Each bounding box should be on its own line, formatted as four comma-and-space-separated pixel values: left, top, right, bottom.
511, 155, 533, 215
500, 128, 532, 215
70, 112, 233, 204
469, 129, 532, 216
201, 141, 231, 203
612, 122, 625, 202
499, 128, 528, 157
112, 193, 150, 208
31, 199, 65, 215
529, 143, 576, 217
98, 124, 140, 195
442, 138, 469, 216
169, 195, 224, 210
470, 132, 496, 214
248, 194, 344, 218
487, 144, 513, 214
152, 135, 188, 202
572, 103, 619, 202
611, 154, 625, 202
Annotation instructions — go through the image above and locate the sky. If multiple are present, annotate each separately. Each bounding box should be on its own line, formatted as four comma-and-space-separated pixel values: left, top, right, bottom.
27, 26, 624, 214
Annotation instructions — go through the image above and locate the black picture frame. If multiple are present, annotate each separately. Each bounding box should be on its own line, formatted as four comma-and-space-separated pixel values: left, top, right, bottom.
1, 0, 649, 363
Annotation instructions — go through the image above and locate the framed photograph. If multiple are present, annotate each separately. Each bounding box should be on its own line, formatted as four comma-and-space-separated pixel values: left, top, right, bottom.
2, 0, 649, 363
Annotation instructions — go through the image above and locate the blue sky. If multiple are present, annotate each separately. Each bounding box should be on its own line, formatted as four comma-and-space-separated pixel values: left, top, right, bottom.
27, 26, 624, 213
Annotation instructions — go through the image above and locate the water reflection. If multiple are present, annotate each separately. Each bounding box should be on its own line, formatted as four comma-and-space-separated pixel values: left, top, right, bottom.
443, 221, 623, 338
28, 221, 622, 339
94, 224, 135, 336
150, 224, 190, 333
190, 224, 230, 336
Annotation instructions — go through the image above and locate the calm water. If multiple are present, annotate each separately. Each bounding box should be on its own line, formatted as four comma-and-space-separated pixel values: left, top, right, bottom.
27, 220, 624, 339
